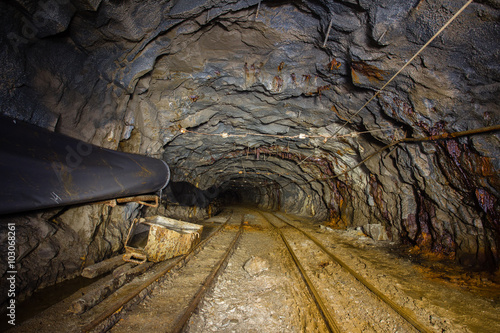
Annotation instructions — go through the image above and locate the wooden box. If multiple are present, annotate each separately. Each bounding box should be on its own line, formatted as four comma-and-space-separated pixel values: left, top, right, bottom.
124, 215, 203, 263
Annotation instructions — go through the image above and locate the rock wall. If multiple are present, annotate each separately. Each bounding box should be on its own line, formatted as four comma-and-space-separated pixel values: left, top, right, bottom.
0, 0, 499, 301
0, 202, 140, 305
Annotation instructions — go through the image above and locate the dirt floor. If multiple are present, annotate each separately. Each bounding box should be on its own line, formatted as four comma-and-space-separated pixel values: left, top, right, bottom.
5, 207, 500, 333
278, 210, 500, 332
186, 208, 500, 332
186, 210, 329, 332
293, 218, 500, 332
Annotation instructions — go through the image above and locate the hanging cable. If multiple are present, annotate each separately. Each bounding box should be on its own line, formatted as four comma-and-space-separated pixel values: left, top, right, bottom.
322, 16, 334, 48
179, 126, 395, 142
332, 0, 474, 136
317, 124, 500, 183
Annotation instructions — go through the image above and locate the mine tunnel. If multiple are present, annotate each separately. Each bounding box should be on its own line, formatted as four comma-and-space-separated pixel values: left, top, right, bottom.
0, 0, 499, 332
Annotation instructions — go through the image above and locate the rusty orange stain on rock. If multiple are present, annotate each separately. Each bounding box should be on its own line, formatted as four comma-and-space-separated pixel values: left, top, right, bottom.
328, 58, 341, 70
351, 61, 386, 83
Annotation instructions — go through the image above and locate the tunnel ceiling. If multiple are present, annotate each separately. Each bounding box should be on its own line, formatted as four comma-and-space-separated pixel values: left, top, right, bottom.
1, 0, 500, 269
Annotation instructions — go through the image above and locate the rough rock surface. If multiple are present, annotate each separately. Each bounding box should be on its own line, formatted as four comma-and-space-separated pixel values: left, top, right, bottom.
0, 202, 139, 305
362, 223, 389, 241
243, 256, 270, 277
0, 0, 499, 301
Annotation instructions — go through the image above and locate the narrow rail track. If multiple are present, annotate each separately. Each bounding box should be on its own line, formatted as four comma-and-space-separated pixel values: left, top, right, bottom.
9, 210, 242, 333
184, 208, 333, 332
259, 210, 431, 333
11, 208, 437, 332
105, 212, 244, 333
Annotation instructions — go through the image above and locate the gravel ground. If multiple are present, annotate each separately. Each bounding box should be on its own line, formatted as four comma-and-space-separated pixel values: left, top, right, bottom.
275, 211, 500, 333
187, 208, 500, 332
8, 207, 499, 333
186, 209, 329, 332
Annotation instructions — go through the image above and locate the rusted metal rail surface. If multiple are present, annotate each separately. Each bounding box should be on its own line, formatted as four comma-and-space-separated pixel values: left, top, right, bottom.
102, 213, 244, 333
169, 218, 244, 333
7, 211, 236, 333
256, 211, 340, 333
263, 211, 432, 333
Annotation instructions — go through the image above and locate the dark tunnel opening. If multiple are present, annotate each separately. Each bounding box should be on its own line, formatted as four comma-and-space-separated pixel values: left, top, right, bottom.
165, 181, 219, 208
165, 176, 284, 211
1, 0, 499, 326
217, 177, 283, 210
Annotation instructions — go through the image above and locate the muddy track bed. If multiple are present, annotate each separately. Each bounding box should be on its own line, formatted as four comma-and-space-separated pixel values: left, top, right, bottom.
185, 208, 330, 332
262, 211, 426, 332
7, 210, 236, 333
275, 212, 499, 333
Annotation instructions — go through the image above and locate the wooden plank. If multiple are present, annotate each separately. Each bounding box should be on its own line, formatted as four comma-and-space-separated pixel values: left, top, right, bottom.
71, 262, 152, 314
81, 255, 125, 279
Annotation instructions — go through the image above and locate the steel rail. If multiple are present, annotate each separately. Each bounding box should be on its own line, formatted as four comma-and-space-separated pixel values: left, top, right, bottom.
171, 216, 244, 333
82, 211, 235, 333
258, 211, 341, 333
273, 212, 432, 333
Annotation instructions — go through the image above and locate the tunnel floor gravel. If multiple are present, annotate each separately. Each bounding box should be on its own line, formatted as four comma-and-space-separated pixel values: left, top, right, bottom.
186, 207, 500, 333
274, 210, 500, 333
6, 207, 499, 333
185, 208, 329, 332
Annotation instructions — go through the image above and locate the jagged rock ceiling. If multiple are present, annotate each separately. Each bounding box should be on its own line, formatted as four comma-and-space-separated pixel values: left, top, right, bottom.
1, 0, 499, 277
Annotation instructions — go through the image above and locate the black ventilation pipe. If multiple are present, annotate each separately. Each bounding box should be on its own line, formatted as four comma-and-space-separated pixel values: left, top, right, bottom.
0, 116, 170, 215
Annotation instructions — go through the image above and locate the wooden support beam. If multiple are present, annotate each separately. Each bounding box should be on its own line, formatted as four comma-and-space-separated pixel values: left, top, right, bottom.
82, 255, 125, 279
